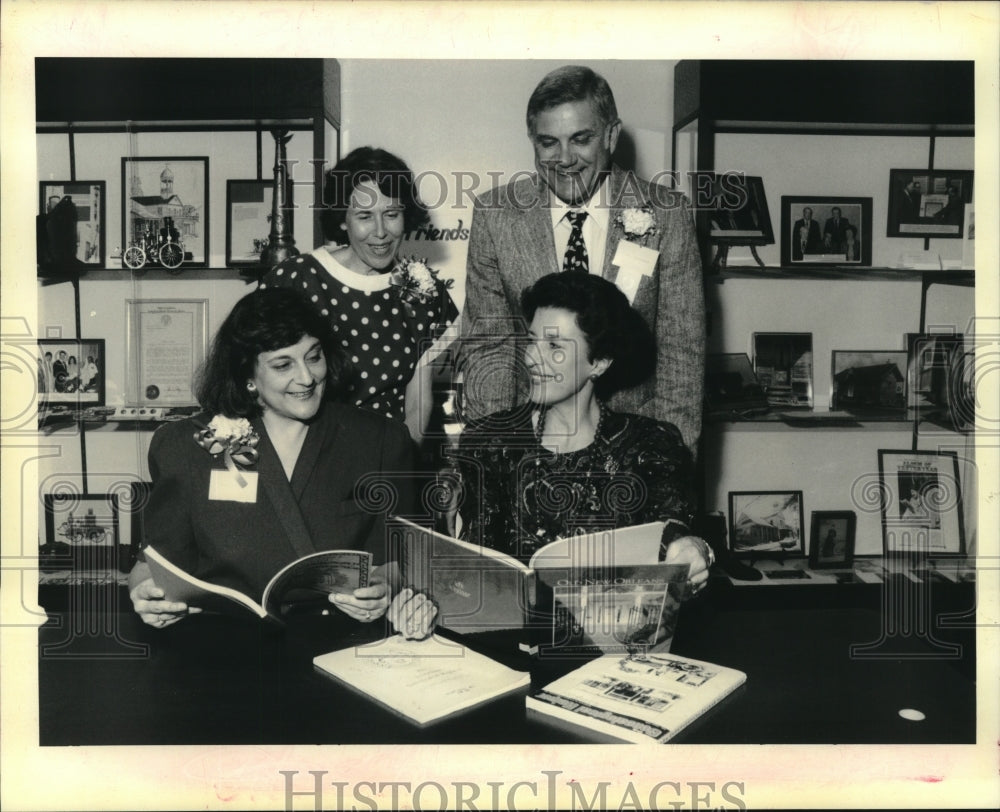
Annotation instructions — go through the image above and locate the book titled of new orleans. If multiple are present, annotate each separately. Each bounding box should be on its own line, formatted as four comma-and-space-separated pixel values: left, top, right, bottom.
388, 517, 679, 648
143, 545, 371, 621
526, 651, 747, 743
313, 633, 530, 726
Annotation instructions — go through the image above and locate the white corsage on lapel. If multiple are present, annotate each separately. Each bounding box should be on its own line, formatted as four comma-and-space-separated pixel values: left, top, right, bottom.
194, 415, 261, 502
611, 206, 659, 304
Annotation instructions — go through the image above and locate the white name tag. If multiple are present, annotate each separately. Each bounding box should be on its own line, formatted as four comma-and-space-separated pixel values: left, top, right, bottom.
612, 241, 659, 304
209, 470, 258, 503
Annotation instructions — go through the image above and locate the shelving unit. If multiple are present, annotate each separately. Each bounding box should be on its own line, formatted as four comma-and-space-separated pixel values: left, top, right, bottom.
673, 60, 976, 560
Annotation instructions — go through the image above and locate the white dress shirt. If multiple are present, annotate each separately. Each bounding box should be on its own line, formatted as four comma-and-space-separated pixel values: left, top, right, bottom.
549, 177, 611, 275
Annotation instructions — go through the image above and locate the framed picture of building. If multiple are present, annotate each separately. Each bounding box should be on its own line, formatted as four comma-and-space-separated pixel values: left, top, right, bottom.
830, 350, 908, 417
728, 491, 805, 558
752, 332, 813, 409
38, 180, 106, 266
121, 157, 208, 268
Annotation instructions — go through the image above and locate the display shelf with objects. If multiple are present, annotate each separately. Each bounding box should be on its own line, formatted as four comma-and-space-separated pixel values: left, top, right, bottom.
673, 60, 977, 567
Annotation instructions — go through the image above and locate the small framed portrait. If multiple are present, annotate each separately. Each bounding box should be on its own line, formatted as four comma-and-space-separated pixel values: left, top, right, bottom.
830, 350, 908, 417
878, 450, 965, 557
752, 332, 813, 409
39, 180, 106, 266
808, 511, 857, 569
780, 196, 872, 267
887, 169, 973, 239
42, 492, 122, 572
36, 338, 106, 408
728, 491, 805, 557
121, 156, 209, 268
702, 173, 774, 245
226, 179, 280, 268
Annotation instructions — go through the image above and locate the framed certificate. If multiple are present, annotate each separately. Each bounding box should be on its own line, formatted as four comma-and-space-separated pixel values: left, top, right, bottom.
125, 299, 208, 406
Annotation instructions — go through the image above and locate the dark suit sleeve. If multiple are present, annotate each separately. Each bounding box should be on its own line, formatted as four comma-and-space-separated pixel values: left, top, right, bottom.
458, 198, 520, 420
142, 423, 199, 573
652, 194, 705, 452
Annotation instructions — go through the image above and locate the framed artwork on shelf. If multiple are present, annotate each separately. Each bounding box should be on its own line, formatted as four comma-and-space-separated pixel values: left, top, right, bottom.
226, 179, 281, 268
877, 450, 965, 557
808, 511, 856, 569
752, 332, 813, 409
904, 332, 971, 421
780, 196, 872, 267
961, 203, 975, 268
830, 350, 908, 417
704, 352, 770, 418
37, 338, 106, 408
728, 491, 804, 558
121, 156, 208, 269
38, 180, 106, 266
124, 299, 209, 407
887, 168, 973, 239
42, 492, 123, 573
703, 173, 774, 245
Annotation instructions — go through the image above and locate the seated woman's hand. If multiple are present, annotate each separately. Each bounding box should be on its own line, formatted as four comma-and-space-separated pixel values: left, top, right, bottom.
664, 535, 714, 598
129, 577, 201, 628
387, 587, 438, 640
329, 571, 391, 622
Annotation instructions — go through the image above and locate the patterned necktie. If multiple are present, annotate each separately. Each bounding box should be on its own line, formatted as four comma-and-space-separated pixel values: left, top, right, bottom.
562, 210, 590, 273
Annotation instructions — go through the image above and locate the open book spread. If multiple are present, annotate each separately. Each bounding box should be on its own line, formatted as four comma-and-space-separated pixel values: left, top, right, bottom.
313, 634, 530, 726
389, 517, 688, 652
143, 545, 371, 620
527, 652, 746, 743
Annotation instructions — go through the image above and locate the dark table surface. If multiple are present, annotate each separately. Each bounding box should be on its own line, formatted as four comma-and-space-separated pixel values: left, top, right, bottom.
37, 579, 976, 746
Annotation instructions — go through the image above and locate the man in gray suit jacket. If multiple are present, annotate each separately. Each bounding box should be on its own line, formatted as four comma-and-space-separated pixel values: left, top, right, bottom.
458, 65, 705, 451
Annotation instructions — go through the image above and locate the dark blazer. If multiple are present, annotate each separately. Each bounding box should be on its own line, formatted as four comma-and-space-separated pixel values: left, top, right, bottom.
142, 402, 414, 599
791, 218, 822, 260
459, 164, 705, 451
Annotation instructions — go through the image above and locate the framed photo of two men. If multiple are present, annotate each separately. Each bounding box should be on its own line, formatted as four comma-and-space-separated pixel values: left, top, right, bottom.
780, 196, 873, 268
887, 169, 973, 238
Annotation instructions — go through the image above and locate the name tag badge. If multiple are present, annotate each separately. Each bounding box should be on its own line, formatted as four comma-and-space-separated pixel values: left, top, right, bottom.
209, 470, 258, 503
612, 241, 659, 304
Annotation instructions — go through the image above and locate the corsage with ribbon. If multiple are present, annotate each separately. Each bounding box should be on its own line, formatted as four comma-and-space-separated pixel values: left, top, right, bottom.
389, 256, 454, 306
193, 415, 260, 488
616, 206, 658, 243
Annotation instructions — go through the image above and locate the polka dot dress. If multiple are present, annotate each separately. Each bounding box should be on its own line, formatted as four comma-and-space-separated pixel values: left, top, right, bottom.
261, 248, 458, 421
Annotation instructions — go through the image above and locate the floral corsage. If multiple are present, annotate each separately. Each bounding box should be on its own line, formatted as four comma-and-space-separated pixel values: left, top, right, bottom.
390, 257, 453, 306
616, 206, 657, 242
193, 415, 260, 487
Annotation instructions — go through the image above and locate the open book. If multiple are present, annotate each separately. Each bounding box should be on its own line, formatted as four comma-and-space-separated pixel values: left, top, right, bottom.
388, 517, 688, 653
313, 634, 530, 726
143, 545, 371, 621
526, 651, 746, 743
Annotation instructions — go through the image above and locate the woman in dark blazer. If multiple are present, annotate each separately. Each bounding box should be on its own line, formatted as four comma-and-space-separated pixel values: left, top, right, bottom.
128, 287, 435, 635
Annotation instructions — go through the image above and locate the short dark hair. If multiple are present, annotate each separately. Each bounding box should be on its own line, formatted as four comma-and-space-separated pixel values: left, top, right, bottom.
520, 271, 655, 398
196, 288, 350, 417
320, 147, 429, 241
526, 65, 619, 134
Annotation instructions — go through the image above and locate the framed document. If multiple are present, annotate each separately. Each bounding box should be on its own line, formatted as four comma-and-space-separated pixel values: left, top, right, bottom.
877, 450, 966, 557
887, 168, 973, 239
125, 299, 208, 406
226, 179, 279, 268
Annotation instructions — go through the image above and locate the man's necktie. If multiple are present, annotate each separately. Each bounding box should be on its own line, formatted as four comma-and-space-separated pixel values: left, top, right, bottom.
562, 210, 590, 273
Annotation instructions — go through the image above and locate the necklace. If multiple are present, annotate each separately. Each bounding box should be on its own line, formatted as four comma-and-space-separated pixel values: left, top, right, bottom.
533, 399, 607, 450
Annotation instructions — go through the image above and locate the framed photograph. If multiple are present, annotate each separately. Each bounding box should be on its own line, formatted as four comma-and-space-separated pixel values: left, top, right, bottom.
728, 491, 805, 557
125, 299, 208, 406
961, 202, 975, 268
877, 450, 965, 557
42, 492, 122, 573
704, 352, 770, 418
808, 511, 856, 569
121, 156, 208, 267
905, 332, 968, 413
704, 173, 774, 245
226, 179, 280, 268
752, 332, 813, 409
887, 168, 973, 239
37, 338, 106, 408
831, 350, 907, 416
780, 196, 872, 267
39, 180, 106, 266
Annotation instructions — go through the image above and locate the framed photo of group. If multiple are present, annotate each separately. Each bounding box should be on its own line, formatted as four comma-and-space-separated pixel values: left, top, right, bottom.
39, 180, 106, 267
877, 450, 966, 557
36, 338, 106, 408
886, 168, 973, 239
780, 196, 872, 267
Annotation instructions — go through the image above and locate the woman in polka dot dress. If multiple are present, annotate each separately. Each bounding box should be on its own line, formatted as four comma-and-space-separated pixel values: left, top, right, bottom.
261, 147, 458, 445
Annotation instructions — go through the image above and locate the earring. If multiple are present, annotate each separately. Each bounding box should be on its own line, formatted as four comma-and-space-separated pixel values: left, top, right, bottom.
247, 382, 256, 392
589, 373, 600, 381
